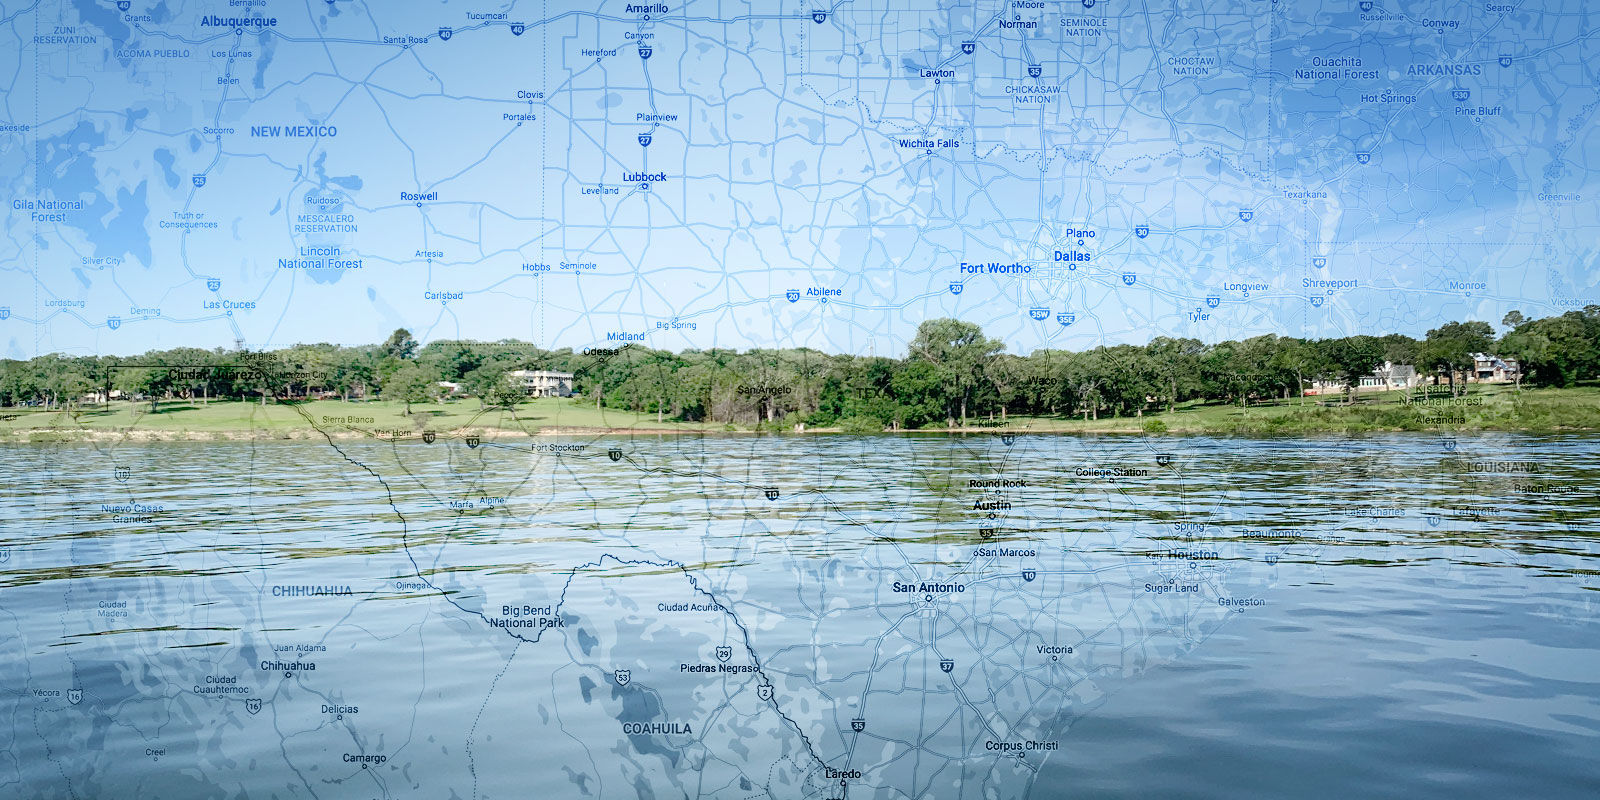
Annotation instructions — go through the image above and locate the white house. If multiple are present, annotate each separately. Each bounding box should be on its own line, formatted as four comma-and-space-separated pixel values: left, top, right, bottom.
507, 370, 575, 397
1308, 362, 1421, 395
1357, 362, 1421, 391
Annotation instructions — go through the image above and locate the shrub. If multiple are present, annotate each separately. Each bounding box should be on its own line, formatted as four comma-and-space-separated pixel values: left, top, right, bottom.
837, 415, 886, 433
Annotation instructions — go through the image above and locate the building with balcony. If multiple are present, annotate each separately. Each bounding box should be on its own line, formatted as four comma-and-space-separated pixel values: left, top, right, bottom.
507, 369, 575, 397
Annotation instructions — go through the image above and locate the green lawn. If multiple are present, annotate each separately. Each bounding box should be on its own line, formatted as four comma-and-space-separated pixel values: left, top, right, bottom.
995, 383, 1600, 434
2, 383, 1595, 442
0, 397, 720, 441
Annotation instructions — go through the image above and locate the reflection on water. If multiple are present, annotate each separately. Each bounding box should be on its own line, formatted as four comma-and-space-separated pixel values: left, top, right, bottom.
0, 433, 1595, 798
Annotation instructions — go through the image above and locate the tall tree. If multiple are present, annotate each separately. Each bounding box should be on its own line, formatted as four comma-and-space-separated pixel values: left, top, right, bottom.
384, 364, 438, 415
380, 328, 419, 361
1318, 336, 1384, 404
1146, 337, 1205, 411
908, 318, 1003, 426
1422, 321, 1493, 396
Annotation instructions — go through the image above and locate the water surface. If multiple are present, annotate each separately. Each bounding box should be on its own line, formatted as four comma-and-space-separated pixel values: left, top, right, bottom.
0, 434, 1595, 798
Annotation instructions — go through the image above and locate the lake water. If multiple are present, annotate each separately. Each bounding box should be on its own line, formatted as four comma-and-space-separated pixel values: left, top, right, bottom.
1, 433, 1596, 798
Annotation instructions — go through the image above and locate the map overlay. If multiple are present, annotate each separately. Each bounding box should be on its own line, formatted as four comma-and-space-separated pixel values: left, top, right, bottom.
4, 0, 1596, 356
3, 1, 1600, 799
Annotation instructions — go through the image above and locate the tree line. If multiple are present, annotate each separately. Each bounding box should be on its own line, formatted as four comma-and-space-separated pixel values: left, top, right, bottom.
2, 308, 1597, 428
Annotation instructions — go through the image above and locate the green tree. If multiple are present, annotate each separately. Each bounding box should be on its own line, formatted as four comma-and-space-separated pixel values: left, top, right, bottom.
380, 328, 419, 361
1497, 327, 1545, 390
418, 340, 484, 382
330, 348, 375, 401
1269, 337, 1318, 404
1509, 312, 1598, 387
1318, 336, 1385, 404
384, 364, 438, 414
1146, 337, 1205, 411
463, 363, 524, 409
908, 318, 1003, 426
1422, 321, 1494, 396
1200, 341, 1246, 406
888, 361, 946, 429
1378, 334, 1419, 374
985, 354, 1027, 420
48, 363, 95, 413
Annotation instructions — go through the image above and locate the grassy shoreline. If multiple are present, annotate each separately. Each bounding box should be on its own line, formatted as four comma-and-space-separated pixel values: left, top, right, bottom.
2, 384, 1596, 442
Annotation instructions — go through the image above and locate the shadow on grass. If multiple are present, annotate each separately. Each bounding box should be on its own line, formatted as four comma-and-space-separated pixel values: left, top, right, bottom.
140, 404, 215, 416
61, 407, 123, 418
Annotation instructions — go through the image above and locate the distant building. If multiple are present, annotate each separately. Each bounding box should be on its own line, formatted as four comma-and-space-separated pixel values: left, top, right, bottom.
1308, 361, 1421, 395
508, 369, 574, 397
1358, 362, 1420, 391
437, 381, 463, 396
1469, 353, 1519, 383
